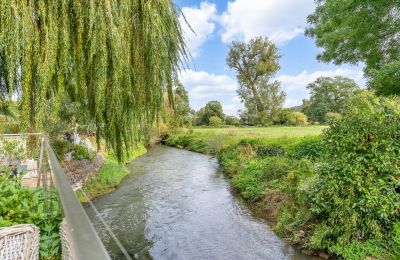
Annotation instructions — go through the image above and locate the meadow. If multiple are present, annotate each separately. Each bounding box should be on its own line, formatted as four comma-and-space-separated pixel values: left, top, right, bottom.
193, 125, 326, 138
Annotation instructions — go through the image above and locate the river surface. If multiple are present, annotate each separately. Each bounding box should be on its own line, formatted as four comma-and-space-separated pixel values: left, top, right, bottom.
86, 146, 315, 260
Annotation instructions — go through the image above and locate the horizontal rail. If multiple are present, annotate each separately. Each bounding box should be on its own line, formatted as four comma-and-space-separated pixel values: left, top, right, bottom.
0, 133, 44, 137
44, 139, 110, 260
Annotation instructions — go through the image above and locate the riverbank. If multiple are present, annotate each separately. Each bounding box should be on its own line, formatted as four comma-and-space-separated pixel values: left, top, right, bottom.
76, 144, 147, 202
164, 126, 399, 259
164, 126, 331, 258
86, 145, 312, 259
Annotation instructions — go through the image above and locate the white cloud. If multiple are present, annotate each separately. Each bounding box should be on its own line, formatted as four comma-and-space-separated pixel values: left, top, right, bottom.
179, 69, 244, 115
276, 69, 365, 107
223, 103, 243, 116
219, 0, 315, 44
180, 3, 217, 58
179, 69, 238, 99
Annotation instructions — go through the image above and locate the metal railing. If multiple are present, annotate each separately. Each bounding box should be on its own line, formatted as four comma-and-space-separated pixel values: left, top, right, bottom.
44, 139, 110, 260
1, 133, 112, 259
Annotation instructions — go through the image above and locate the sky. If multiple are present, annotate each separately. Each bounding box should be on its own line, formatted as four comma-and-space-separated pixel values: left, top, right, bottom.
175, 0, 365, 116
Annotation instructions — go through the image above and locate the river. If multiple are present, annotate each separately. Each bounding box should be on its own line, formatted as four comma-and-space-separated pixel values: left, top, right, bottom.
86, 146, 316, 260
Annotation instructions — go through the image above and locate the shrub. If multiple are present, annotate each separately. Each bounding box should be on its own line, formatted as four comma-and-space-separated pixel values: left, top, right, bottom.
273, 109, 292, 125
225, 115, 240, 126
237, 138, 286, 157
0, 138, 25, 162
51, 140, 70, 160
0, 176, 62, 259
73, 144, 95, 161
232, 167, 265, 200
391, 222, 400, 258
308, 92, 400, 256
208, 116, 223, 127
289, 136, 324, 160
287, 112, 308, 126
256, 144, 285, 157
232, 157, 312, 200
324, 112, 341, 124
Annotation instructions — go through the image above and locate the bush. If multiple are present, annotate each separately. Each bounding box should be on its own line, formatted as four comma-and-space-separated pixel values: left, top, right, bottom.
273, 109, 291, 125
287, 112, 308, 126
308, 92, 400, 257
391, 222, 400, 258
232, 157, 313, 201
0, 138, 25, 162
256, 144, 285, 157
73, 144, 95, 161
51, 140, 70, 160
225, 115, 240, 126
324, 112, 341, 124
208, 116, 223, 127
289, 136, 324, 160
0, 176, 62, 259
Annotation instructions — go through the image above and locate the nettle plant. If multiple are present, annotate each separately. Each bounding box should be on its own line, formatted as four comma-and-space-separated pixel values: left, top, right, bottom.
308, 91, 400, 258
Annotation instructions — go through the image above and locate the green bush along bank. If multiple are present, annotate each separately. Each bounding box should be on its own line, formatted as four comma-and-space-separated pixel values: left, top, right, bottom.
165, 94, 399, 260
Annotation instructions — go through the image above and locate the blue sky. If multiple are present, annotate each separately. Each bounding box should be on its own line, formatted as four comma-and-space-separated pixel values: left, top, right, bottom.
175, 0, 364, 115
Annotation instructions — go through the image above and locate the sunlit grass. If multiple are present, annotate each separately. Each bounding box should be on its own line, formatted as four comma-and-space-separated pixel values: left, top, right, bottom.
77, 144, 147, 202
193, 125, 326, 139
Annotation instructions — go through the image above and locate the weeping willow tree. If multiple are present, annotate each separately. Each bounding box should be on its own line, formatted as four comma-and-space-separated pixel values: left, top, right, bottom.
0, 0, 187, 160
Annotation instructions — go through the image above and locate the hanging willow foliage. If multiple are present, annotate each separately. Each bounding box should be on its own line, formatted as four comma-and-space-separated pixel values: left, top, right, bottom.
0, 0, 187, 160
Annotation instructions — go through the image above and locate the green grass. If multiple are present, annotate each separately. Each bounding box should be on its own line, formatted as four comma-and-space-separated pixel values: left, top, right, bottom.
168, 126, 326, 156
77, 144, 147, 202
193, 125, 326, 138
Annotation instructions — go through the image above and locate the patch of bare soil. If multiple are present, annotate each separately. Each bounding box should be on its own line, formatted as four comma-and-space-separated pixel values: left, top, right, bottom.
62, 155, 104, 188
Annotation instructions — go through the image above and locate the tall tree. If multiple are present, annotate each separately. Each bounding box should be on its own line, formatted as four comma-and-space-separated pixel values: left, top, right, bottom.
302, 76, 359, 122
0, 0, 187, 160
227, 37, 285, 125
173, 84, 192, 128
368, 62, 400, 96
306, 0, 400, 94
163, 83, 191, 129
239, 81, 286, 125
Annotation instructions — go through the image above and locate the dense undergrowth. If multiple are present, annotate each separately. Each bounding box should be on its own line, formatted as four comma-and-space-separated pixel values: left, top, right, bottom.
165, 93, 400, 260
0, 175, 62, 259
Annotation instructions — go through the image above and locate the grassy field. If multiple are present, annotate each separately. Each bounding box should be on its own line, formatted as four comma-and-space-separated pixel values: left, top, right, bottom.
193, 126, 326, 138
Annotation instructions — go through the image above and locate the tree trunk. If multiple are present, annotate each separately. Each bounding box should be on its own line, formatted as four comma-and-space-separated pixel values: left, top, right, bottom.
250, 84, 267, 125
250, 84, 265, 113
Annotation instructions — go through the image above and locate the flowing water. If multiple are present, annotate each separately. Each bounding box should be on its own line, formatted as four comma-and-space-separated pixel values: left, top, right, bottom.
86, 146, 316, 260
